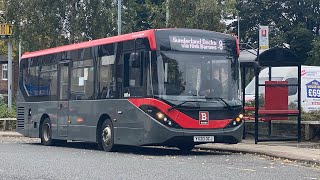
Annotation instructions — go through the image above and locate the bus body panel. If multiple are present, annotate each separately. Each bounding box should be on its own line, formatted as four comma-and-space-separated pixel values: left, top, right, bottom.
17, 101, 58, 138
17, 99, 243, 145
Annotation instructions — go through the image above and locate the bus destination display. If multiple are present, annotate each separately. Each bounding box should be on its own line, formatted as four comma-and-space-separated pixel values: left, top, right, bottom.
169, 36, 224, 53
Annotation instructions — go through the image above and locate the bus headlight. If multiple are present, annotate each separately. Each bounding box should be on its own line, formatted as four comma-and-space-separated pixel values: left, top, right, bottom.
225, 113, 243, 128
140, 105, 181, 128
238, 113, 244, 119
235, 117, 241, 122
156, 112, 165, 120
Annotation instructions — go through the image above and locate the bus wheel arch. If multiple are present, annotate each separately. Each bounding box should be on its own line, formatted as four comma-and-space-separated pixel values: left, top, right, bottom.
96, 114, 116, 152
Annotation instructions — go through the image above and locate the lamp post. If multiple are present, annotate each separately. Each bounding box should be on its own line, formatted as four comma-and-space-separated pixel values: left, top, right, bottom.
237, 14, 240, 41
118, 0, 121, 35
166, 0, 169, 27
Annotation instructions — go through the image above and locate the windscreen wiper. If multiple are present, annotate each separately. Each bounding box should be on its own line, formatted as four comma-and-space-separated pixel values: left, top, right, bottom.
205, 96, 234, 111
168, 101, 198, 112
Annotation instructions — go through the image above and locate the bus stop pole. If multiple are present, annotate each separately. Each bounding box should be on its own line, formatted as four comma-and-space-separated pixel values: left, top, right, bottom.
297, 65, 302, 142
268, 67, 272, 137
242, 66, 246, 139
19, 40, 21, 63
7, 39, 12, 111
254, 63, 259, 144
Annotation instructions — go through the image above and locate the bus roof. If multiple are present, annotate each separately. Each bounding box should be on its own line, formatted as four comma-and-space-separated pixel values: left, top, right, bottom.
21, 28, 238, 60
21, 29, 157, 59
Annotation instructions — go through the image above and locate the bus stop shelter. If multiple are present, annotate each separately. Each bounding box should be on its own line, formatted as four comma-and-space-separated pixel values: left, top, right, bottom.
240, 46, 305, 144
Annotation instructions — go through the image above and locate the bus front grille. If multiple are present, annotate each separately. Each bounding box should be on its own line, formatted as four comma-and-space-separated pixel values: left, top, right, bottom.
17, 107, 25, 129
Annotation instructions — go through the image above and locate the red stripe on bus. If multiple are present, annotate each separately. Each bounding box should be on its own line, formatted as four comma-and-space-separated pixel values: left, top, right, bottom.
233, 35, 240, 57
21, 29, 157, 59
128, 98, 231, 129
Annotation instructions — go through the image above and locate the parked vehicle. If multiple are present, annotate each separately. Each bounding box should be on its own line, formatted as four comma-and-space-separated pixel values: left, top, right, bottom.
245, 66, 320, 112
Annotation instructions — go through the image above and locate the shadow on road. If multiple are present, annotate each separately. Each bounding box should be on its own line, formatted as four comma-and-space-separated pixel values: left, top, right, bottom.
27, 141, 232, 156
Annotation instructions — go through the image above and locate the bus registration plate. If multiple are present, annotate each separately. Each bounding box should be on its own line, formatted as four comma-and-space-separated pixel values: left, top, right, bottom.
193, 136, 214, 142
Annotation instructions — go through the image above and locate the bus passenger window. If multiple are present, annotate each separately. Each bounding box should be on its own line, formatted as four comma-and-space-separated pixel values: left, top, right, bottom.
71, 59, 94, 100
39, 64, 57, 99
24, 66, 39, 96
99, 55, 116, 99
123, 52, 144, 97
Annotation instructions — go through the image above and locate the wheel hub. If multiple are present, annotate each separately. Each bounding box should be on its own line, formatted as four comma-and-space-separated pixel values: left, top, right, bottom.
43, 123, 51, 141
102, 126, 112, 146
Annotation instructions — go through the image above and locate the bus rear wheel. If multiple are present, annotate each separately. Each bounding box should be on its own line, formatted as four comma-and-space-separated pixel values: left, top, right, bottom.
99, 119, 116, 152
40, 118, 53, 146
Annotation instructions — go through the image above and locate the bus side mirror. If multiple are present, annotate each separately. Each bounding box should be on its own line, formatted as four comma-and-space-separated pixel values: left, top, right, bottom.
253, 61, 261, 76
286, 78, 298, 96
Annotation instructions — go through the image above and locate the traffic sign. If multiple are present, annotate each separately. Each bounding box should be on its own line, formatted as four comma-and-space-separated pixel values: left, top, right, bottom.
259, 25, 269, 50
0, 24, 13, 38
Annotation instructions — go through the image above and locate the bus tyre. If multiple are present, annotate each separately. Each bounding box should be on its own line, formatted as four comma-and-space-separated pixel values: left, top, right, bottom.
100, 119, 116, 152
177, 143, 195, 153
40, 118, 53, 146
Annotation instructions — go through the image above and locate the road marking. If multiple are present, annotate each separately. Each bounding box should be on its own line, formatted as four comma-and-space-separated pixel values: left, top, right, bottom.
303, 177, 318, 180
227, 167, 256, 172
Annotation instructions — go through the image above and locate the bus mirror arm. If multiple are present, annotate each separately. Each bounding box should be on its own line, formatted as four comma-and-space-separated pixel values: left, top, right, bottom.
123, 87, 130, 97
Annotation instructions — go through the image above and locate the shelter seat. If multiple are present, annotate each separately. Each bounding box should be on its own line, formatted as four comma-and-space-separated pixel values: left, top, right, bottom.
244, 106, 299, 121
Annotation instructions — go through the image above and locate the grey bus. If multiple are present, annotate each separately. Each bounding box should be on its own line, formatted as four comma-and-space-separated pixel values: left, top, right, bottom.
16, 29, 243, 152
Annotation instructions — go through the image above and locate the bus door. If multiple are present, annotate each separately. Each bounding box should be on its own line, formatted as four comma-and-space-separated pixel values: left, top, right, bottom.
57, 61, 70, 137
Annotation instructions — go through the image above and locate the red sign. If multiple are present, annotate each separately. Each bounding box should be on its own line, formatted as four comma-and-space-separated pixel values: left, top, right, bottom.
199, 111, 209, 125
261, 29, 267, 37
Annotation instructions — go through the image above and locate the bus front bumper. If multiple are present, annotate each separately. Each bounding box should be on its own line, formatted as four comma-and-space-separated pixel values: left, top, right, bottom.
143, 121, 244, 146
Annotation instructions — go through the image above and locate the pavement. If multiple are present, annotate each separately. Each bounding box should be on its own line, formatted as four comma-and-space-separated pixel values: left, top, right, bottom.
1, 131, 319, 166
200, 139, 320, 166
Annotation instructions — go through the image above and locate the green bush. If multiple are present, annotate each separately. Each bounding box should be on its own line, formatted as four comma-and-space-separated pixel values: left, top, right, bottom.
0, 101, 16, 118
301, 111, 320, 121
245, 95, 320, 121
245, 93, 265, 107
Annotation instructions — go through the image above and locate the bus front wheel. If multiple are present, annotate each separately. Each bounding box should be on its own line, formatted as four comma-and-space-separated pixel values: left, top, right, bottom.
177, 143, 195, 153
99, 119, 116, 152
40, 118, 53, 146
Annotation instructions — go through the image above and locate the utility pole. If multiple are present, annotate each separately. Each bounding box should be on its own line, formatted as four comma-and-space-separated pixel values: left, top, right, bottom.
7, 39, 12, 111
118, 0, 122, 35
0, 23, 13, 111
166, 0, 169, 27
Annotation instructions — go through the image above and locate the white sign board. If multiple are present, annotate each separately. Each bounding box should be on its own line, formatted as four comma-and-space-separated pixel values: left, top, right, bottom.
259, 25, 269, 50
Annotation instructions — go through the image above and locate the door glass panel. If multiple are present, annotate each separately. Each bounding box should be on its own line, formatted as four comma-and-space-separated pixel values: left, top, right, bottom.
60, 64, 69, 100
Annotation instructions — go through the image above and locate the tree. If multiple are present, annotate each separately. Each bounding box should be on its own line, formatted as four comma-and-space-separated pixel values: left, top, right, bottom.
6, 0, 117, 52
121, 0, 166, 33
6, 0, 68, 51
235, 0, 320, 62
167, 0, 229, 32
236, 0, 320, 41
306, 37, 320, 65
286, 24, 314, 60
4, 0, 237, 53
